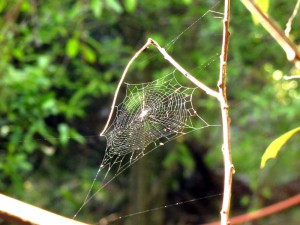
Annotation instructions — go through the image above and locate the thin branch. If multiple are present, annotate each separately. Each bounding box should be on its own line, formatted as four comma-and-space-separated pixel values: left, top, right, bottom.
100, 4, 232, 225
241, 0, 300, 64
149, 39, 220, 99
0, 194, 89, 225
285, 0, 300, 37
201, 193, 300, 225
218, 0, 233, 225
100, 39, 152, 136
283, 75, 300, 80
100, 38, 220, 136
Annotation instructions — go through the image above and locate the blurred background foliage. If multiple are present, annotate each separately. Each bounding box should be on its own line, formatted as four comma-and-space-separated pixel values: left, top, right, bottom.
0, 0, 299, 224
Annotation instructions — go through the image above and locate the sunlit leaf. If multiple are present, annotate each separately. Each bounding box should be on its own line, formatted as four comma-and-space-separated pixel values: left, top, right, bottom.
252, 0, 269, 24
255, 0, 269, 13
0, 0, 7, 13
124, 0, 137, 13
91, 0, 102, 18
106, 0, 123, 14
183, 0, 192, 4
58, 123, 69, 146
66, 38, 80, 58
261, 127, 300, 168
81, 44, 96, 63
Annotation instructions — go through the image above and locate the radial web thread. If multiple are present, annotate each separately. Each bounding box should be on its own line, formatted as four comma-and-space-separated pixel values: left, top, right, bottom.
101, 72, 210, 177
76, 72, 214, 217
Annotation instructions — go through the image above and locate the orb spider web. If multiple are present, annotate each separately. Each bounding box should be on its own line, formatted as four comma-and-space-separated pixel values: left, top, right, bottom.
103, 71, 209, 166
75, 39, 220, 218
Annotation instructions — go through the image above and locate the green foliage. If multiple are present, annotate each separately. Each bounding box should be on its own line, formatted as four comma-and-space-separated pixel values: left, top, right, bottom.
164, 143, 195, 177
261, 127, 300, 168
124, 0, 137, 13
0, 0, 120, 197
0, 0, 299, 223
90, 0, 103, 18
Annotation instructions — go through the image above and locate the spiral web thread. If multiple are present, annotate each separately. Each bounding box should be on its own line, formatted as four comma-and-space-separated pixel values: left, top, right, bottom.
73, 71, 214, 217
103, 71, 211, 171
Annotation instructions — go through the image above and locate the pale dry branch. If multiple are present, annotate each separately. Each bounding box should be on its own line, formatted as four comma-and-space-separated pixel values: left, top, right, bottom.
100, 38, 220, 136
218, 0, 233, 225
0, 194, 89, 225
201, 193, 300, 225
241, 0, 300, 65
285, 0, 300, 37
100, 39, 153, 136
149, 39, 220, 99
284, 75, 300, 80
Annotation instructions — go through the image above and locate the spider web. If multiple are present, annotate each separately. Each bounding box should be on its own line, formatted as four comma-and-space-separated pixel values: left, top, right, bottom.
74, 71, 215, 217
102, 71, 211, 175
104, 71, 208, 160
74, 1, 223, 217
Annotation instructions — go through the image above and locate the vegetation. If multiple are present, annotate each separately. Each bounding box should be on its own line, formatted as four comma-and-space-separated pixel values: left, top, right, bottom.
0, 0, 299, 224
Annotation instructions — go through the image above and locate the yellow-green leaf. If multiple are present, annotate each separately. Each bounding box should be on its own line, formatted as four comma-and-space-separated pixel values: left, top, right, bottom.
252, 0, 269, 24
91, 0, 102, 18
261, 127, 300, 168
81, 44, 96, 63
66, 38, 80, 58
124, 0, 137, 13
106, 0, 123, 14
255, 0, 269, 13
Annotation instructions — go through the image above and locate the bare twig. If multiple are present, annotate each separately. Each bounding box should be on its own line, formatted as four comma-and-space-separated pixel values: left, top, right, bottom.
201, 193, 300, 225
285, 0, 300, 37
101, 3, 232, 224
100, 38, 220, 136
149, 39, 220, 99
218, 0, 233, 225
241, 0, 300, 64
100, 39, 152, 136
0, 194, 89, 225
283, 75, 300, 80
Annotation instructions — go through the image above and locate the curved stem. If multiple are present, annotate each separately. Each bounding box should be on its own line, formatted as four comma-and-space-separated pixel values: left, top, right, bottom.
202, 194, 300, 225
100, 38, 220, 136
100, 39, 152, 136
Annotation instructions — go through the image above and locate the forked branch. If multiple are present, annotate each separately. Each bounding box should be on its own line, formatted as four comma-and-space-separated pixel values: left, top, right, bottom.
101, 2, 232, 224
100, 38, 220, 136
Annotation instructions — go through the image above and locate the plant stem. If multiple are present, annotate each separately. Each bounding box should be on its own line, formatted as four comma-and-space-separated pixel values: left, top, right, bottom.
218, 0, 233, 224
241, 0, 300, 64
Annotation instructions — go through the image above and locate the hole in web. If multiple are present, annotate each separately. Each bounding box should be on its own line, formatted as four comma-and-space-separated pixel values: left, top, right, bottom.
73, 71, 220, 219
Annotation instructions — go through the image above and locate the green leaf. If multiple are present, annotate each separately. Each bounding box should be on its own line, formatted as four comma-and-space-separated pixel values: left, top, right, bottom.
58, 123, 69, 146
261, 127, 300, 168
66, 38, 80, 58
91, 0, 103, 18
81, 44, 96, 63
124, 0, 137, 13
0, 0, 7, 13
106, 0, 123, 14
182, 0, 192, 4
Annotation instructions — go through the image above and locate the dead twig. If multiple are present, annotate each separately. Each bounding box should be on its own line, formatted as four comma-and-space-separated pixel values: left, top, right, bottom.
201, 193, 300, 225
241, 0, 300, 66
0, 194, 89, 225
218, 0, 233, 225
